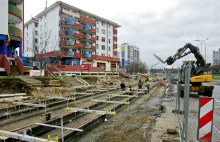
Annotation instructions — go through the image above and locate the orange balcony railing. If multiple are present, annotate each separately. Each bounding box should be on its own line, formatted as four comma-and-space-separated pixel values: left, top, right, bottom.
60, 30, 66, 35
74, 43, 84, 48
59, 40, 66, 45
113, 36, 117, 41
113, 29, 117, 34
80, 15, 96, 25
74, 23, 84, 30
74, 33, 84, 39
91, 37, 96, 41
74, 52, 83, 58
91, 28, 96, 33
91, 46, 96, 50
113, 51, 117, 55
60, 19, 66, 25
113, 44, 117, 48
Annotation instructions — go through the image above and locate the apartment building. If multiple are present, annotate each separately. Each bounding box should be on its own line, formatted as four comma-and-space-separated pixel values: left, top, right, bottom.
24, 1, 120, 72
213, 49, 220, 66
0, 0, 24, 57
120, 43, 140, 70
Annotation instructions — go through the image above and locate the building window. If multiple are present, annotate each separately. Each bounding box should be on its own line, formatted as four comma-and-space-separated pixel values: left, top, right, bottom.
96, 36, 99, 40
96, 44, 99, 49
35, 39, 38, 43
109, 39, 111, 43
97, 28, 99, 33
101, 37, 105, 42
102, 45, 105, 50
35, 31, 38, 35
27, 25, 28, 29
109, 46, 111, 51
35, 23, 38, 27
101, 53, 105, 56
102, 22, 105, 26
109, 31, 111, 36
101, 29, 105, 34
109, 24, 111, 28
45, 14, 47, 19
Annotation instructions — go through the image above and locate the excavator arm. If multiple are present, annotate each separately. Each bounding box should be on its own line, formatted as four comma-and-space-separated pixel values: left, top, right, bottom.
154, 43, 211, 75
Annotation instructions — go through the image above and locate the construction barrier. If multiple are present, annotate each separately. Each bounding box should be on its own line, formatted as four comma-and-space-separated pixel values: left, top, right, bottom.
198, 97, 214, 142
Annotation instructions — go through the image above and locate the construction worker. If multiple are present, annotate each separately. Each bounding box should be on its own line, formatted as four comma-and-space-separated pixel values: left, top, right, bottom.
145, 76, 152, 93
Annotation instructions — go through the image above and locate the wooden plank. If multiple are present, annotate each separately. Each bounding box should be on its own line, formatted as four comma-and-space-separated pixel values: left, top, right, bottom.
91, 99, 130, 105
66, 107, 116, 115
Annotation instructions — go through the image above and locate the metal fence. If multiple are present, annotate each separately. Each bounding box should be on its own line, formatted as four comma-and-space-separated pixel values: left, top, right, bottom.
166, 62, 192, 142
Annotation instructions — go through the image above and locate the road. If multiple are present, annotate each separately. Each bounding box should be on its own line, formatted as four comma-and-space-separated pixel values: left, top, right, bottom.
178, 84, 220, 141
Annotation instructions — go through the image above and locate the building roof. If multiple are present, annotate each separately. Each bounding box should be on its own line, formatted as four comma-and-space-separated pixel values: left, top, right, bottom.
24, 18, 39, 27
26, 1, 120, 28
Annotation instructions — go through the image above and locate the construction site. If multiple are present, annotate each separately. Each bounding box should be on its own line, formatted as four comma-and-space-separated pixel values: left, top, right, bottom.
0, 74, 168, 142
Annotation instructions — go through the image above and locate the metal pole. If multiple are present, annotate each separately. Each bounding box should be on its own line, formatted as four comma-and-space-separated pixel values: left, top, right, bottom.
61, 117, 64, 142
184, 62, 192, 141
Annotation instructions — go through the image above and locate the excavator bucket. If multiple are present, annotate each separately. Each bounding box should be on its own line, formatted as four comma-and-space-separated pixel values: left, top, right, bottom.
153, 54, 166, 64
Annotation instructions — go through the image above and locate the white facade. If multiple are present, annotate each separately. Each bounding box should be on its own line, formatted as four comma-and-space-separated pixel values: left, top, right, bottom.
0, 0, 8, 35
213, 49, 220, 66
96, 21, 114, 57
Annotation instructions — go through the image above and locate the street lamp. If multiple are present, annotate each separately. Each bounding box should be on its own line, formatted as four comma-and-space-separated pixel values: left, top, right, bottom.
195, 38, 208, 63
194, 40, 203, 54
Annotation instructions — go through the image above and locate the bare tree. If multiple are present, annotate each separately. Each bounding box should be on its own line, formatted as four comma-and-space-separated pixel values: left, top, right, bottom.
127, 61, 148, 74
25, 30, 59, 76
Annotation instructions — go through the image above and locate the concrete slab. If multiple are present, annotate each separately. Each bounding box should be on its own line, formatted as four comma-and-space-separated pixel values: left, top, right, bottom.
151, 100, 180, 142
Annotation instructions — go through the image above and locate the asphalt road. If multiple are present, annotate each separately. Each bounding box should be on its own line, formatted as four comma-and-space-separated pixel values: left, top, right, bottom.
177, 83, 220, 141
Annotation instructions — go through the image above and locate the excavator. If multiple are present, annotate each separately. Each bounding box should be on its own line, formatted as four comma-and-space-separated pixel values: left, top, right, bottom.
154, 43, 214, 97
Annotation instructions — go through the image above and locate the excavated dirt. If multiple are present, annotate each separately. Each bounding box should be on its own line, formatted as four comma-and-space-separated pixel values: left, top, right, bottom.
76, 85, 165, 142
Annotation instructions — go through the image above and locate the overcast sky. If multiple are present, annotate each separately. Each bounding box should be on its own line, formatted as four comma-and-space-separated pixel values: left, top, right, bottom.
24, 0, 220, 68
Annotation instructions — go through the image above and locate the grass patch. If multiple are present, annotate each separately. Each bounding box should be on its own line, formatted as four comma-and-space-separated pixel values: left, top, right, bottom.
212, 74, 220, 80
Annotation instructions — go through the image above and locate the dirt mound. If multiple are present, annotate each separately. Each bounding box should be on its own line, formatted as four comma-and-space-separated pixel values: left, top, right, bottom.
0, 77, 33, 94
97, 116, 155, 142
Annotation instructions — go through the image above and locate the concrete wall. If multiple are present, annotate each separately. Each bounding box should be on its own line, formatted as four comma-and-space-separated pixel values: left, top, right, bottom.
24, 22, 36, 57
0, 0, 8, 35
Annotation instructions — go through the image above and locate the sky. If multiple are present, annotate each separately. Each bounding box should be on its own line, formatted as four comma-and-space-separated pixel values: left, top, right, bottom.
24, 0, 220, 68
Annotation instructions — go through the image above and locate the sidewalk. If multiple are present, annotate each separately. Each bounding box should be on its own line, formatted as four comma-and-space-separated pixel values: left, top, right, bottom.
151, 97, 180, 142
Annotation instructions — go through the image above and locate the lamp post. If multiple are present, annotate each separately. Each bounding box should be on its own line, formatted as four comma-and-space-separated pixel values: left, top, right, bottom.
195, 38, 208, 63
194, 40, 203, 54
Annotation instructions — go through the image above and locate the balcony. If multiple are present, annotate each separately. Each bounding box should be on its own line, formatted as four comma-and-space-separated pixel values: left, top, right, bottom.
91, 46, 96, 50
74, 52, 83, 58
66, 29, 74, 35
74, 43, 84, 48
60, 19, 66, 25
84, 34, 91, 39
113, 51, 118, 55
8, 25, 22, 38
8, 3, 22, 23
60, 30, 66, 35
59, 40, 66, 45
66, 40, 74, 45
110, 57, 120, 62
80, 15, 96, 25
91, 37, 96, 42
84, 25, 91, 30
74, 33, 84, 39
74, 23, 84, 30
92, 55, 120, 62
113, 44, 117, 48
66, 19, 74, 25
113, 36, 117, 41
84, 43, 91, 48
66, 51, 74, 56
91, 28, 96, 33
84, 52, 92, 58
9, 0, 23, 4
113, 29, 117, 34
